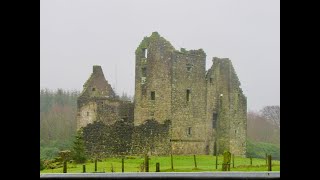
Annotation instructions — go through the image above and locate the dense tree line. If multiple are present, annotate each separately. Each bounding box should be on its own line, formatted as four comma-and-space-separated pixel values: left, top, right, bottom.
247, 106, 280, 145
246, 106, 280, 159
40, 89, 79, 160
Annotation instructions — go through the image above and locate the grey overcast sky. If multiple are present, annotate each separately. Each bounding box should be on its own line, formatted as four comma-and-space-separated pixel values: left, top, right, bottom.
40, 0, 280, 111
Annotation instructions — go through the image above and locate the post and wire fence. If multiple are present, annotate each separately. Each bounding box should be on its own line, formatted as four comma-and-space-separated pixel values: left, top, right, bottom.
55, 153, 277, 173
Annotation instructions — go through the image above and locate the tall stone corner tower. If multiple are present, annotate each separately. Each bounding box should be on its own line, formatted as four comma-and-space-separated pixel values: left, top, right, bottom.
206, 57, 247, 157
76, 65, 116, 130
133, 32, 176, 126
133, 32, 210, 155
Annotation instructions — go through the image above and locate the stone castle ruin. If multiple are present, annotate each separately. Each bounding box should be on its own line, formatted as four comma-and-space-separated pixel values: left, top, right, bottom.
76, 32, 247, 157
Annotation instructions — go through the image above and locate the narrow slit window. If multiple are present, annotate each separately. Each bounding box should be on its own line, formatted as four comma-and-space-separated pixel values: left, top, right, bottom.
212, 113, 217, 128
186, 89, 191, 102
142, 48, 148, 58
210, 78, 213, 84
188, 127, 192, 136
151, 91, 155, 100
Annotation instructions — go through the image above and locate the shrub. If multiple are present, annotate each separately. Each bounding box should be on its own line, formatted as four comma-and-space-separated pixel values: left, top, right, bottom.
71, 130, 87, 163
40, 158, 45, 170
246, 140, 280, 160
126, 156, 136, 159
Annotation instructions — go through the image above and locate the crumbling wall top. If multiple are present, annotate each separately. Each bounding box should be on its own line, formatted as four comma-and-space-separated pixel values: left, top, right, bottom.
135, 32, 176, 55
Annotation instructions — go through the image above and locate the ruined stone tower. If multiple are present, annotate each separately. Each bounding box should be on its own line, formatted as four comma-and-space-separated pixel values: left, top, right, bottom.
206, 57, 247, 156
77, 65, 133, 130
76, 32, 247, 157
134, 32, 247, 156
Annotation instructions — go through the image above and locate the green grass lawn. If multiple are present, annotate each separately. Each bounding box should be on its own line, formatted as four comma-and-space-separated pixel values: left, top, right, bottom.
40, 155, 280, 173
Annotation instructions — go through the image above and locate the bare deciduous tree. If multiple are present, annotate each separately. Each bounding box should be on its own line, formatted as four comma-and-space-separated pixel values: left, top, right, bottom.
260, 106, 280, 128
247, 110, 280, 145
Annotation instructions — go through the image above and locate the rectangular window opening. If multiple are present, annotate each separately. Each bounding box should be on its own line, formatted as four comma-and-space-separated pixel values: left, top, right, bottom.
212, 113, 217, 128
151, 91, 155, 100
186, 89, 191, 102
210, 78, 213, 84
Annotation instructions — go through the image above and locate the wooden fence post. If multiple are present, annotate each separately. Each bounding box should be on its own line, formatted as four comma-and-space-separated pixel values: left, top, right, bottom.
94, 159, 97, 172
83, 164, 86, 173
156, 163, 160, 172
193, 155, 197, 169
250, 157, 252, 166
232, 154, 234, 168
171, 154, 174, 170
268, 155, 272, 171
63, 161, 67, 173
145, 154, 149, 172
122, 158, 124, 173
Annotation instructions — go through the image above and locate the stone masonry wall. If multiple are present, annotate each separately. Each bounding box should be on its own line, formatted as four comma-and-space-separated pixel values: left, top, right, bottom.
76, 101, 97, 130
228, 63, 247, 157
131, 119, 171, 155
171, 49, 208, 155
134, 32, 175, 126
206, 57, 247, 156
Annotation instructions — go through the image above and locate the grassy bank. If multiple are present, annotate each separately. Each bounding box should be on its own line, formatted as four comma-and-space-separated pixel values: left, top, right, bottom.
40, 155, 280, 173
247, 141, 280, 160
